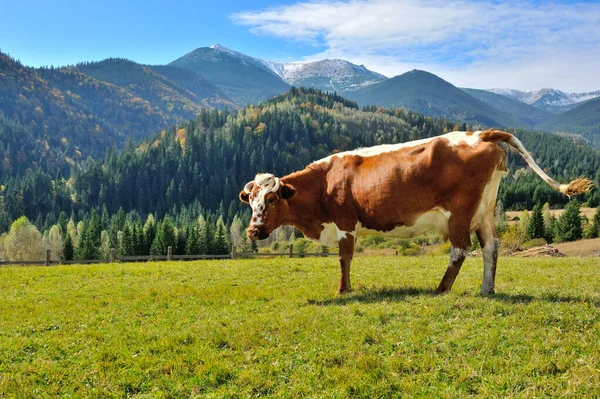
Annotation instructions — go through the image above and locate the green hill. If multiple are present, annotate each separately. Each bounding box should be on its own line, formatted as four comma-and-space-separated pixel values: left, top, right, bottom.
537, 97, 600, 146
169, 46, 290, 105
149, 64, 237, 109
343, 70, 526, 128
76, 59, 235, 115
462, 88, 554, 128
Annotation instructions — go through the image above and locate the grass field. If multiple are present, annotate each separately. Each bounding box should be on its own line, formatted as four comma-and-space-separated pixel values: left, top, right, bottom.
1, 256, 599, 398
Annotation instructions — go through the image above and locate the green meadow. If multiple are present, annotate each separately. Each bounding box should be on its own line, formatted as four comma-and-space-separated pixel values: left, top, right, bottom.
1, 256, 599, 398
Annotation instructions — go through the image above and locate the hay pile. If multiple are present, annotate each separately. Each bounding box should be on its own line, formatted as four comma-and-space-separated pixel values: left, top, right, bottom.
512, 245, 565, 258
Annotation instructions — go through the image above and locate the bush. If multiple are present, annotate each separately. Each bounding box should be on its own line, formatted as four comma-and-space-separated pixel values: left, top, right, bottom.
500, 225, 526, 254
399, 243, 421, 256
522, 238, 547, 249
436, 242, 451, 255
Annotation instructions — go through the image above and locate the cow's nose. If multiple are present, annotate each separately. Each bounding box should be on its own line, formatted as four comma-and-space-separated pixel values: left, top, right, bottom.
247, 226, 260, 240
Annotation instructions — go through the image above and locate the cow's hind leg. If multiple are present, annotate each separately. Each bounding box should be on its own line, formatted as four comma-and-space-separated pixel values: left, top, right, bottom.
476, 216, 499, 295
436, 218, 470, 293
337, 234, 355, 294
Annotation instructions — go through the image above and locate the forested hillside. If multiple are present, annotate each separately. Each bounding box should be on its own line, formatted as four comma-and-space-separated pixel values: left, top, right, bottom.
343, 70, 526, 128
1, 88, 599, 261
0, 52, 234, 181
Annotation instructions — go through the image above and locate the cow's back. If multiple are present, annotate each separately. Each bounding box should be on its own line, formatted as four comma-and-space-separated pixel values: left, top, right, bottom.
320, 136, 505, 234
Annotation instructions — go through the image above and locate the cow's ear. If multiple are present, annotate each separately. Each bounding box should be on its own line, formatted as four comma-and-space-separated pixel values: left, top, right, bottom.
281, 184, 296, 200
239, 190, 250, 204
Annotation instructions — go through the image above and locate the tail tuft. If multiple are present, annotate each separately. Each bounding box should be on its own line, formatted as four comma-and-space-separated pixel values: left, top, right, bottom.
559, 178, 594, 198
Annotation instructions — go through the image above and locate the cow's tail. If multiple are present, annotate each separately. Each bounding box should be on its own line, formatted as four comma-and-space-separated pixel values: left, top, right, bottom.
479, 129, 593, 197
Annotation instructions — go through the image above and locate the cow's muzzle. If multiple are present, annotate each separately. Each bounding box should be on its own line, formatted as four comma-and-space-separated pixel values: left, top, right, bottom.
247, 226, 270, 241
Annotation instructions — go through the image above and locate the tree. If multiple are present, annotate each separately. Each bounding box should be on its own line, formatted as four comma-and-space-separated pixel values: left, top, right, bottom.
555, 200, 582, 243
43, 225, 63, 261
584, 207, 600, 239
527, 203, 545, 239
151, 217, 176, 255
212, 217, 229, 255
3, 216, 44, 261
63, 232, 74, 261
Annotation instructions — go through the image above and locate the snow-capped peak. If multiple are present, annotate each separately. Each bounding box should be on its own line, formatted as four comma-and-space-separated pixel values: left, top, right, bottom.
487, 87, 600, 112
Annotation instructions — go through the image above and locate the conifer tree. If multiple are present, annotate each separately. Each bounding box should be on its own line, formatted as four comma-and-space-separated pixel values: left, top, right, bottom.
63, 232, 74, 261
527, 203, 545, 239
555, 200, 582, 243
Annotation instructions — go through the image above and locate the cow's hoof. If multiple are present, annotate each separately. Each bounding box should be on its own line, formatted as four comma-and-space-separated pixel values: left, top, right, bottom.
480, 290, 495, 296
337, 288, 352, 295
434, 286, 450, 295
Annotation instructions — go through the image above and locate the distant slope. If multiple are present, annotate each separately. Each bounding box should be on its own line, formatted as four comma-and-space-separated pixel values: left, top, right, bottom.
463, 88, 554, 127
76, 59, 235, 114
538, 97, 600, 145
344, 70, 524, 128
169, 45, 290, 104
149, 65, 237, 109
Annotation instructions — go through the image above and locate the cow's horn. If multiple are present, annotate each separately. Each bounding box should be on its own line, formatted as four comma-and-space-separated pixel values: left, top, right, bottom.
272, 177, 281, 193
244, 181, 255, 194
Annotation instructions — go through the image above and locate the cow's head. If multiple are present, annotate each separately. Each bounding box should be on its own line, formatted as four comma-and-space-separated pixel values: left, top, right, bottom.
239, 173, 296, 240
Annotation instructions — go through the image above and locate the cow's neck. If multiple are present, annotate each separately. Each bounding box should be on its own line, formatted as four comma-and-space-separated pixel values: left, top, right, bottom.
281, 165, 328, 239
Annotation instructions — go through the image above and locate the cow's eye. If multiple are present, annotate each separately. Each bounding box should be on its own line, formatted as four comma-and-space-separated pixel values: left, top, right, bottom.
267, 197, 276, 205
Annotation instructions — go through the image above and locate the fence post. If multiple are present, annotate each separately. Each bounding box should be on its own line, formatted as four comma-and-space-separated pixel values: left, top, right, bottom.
45, 249, 51, 266
110, 248, 116, 263
231, 245, 236, 260
167, 246, 173, 261
289, 244, 293, 258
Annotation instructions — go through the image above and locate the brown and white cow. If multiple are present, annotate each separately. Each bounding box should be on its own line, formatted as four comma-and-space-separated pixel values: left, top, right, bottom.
239, 130, 592, 295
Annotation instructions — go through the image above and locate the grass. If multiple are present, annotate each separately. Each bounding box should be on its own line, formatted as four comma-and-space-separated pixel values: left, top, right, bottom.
1, 256, 599, 398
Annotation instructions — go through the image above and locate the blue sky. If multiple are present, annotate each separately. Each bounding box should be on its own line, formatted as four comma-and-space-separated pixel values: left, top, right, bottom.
1, 0, 599, 91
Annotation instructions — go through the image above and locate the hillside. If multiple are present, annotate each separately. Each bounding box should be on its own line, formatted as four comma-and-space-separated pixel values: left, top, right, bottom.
65, 88, 600, 219
76, 59, 235, 113
462, 88, 554, 128
537, 97, 600, 145
148, 64, 237, 109
169, 45, 290, 104
344, 70, 525, 128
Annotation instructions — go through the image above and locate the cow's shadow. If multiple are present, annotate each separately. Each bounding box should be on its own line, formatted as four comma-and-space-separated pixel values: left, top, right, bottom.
308, 286, 600, 307
307, 286, 434, 306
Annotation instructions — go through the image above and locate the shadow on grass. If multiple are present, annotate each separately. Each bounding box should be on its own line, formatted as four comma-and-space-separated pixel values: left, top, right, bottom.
307, 286, 435, 306
491, 292, 600, 307
308, 287, 600, 307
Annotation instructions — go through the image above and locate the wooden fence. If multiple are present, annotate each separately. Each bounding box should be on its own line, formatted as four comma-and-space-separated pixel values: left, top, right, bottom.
0, 244, 335, 267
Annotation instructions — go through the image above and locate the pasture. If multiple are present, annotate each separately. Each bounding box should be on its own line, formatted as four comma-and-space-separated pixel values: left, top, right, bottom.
1, 256, 599, 398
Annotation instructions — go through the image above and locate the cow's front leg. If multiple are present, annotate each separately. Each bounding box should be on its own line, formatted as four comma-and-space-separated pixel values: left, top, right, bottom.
435, 246, 468, 294
337, 234, 355, 294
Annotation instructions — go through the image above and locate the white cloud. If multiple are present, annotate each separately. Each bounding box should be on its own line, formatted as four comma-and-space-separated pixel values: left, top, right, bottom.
232, 0, 600, 92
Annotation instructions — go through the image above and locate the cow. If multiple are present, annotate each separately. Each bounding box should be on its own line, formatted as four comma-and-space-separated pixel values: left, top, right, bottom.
239, 129, 592, 295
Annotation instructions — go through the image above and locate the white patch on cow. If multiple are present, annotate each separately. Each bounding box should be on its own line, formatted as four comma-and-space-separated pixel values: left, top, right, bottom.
313, 131, 482, 165
356, 207, 451, 239
470, 169, 505, 231
248, 173, 279, 226
312, 223, 355, 246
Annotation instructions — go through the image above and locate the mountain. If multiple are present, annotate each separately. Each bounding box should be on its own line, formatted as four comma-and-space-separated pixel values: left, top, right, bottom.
0, 52, 234, 179
462, 88, 554, 128
262, 59, 387, 92
344, 70, 526, 128
75, 58, 234, 117
148, 65, 236, 109
537, 97, 600, 145
169, 44, 290, 104
487, 88, 600, 114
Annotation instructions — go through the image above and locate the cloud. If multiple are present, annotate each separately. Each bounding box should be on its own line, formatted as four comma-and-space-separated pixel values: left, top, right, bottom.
231, 0, 600, 91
